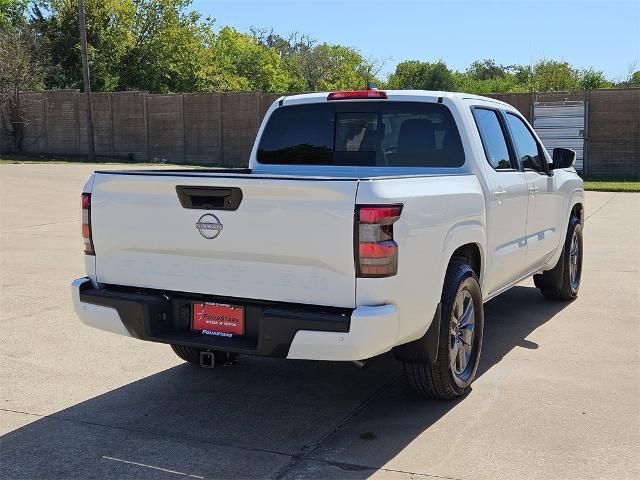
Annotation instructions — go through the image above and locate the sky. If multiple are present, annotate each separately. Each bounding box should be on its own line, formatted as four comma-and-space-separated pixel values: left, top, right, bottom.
192, 0, 640, 81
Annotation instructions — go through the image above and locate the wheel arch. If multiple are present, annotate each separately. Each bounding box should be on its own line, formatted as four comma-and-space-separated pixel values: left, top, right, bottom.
571, 202, 584, 225
440, 222, 486, 291
450, 243, 482, 280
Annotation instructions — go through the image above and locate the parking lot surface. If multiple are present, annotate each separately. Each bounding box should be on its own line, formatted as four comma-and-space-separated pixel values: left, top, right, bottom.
1, 164, 638, 479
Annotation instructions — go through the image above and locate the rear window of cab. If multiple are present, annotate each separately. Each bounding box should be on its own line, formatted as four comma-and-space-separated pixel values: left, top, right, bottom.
257, 101, 465, 168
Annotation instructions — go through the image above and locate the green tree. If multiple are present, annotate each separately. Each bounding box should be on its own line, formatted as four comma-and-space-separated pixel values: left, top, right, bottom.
307, 43, 379, 91
510, 64, 533, 91
117, 0, 213, 92
457, 58, 526, 94
197, 27, 292, 92
32, 0, 136, 91
456, 73, 523, 95
530, 60, 580, 91
387, 60, 456, 91
578, 68, 611, 90
0, 0, 28, 28
251, 29, 379, 91
34, 0, 215, 93
466, 59, 509, 81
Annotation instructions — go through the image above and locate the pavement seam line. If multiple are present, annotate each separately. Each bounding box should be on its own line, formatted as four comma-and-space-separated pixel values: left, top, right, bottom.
1, 231, 76, 238
2, 219, 78, 231
102, 456, 204, 479
270, 372, 403, 480
0, 407, 294, 460
586, 192, 618, 220
302, 457, 464, 480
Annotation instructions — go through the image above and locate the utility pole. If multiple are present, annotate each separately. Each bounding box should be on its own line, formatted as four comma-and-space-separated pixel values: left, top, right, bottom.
77, 0, 95, 161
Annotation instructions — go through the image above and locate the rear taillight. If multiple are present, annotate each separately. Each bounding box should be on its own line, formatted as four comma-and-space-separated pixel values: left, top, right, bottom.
356, 205, 402, 277
81, 192, 94, 255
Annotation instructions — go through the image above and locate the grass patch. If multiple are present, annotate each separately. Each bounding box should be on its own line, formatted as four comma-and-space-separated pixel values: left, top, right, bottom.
582, 177, 640, 192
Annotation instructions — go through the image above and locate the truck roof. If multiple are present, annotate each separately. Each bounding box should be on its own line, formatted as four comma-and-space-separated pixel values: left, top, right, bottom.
280, 90, 514, 110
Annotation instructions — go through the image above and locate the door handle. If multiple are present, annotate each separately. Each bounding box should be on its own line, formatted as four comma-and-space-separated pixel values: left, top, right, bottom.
175, 186, 243, 210
494, 189, 507, 200
528, 185, 540, 195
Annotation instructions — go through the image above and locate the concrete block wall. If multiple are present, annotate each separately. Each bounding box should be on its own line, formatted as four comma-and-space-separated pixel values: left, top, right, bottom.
586, 89, 640, 178
147, 94, 184, 163
111, 92, 147, 160
79, 93, 113, 156
45, 90, 79, 155
183, 93, 222, 164
5, 89, 638, 177
221, 92, 261, 166
9, 90, 283, 166
18, 92, 47, 153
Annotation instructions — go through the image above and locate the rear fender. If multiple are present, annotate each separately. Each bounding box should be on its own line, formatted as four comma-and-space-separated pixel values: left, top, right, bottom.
394, 223, 485, 364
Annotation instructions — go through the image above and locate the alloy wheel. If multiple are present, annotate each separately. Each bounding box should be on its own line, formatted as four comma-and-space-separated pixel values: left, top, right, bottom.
449, 288, 476, 386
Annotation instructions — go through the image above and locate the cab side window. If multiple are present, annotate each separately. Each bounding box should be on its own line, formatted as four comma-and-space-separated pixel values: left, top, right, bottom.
472, 108, 514, 170
505, 113, 546, 173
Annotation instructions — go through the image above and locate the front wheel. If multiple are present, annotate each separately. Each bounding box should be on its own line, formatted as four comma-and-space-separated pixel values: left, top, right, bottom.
535, 216, 583, 301
403, 263, 484, 400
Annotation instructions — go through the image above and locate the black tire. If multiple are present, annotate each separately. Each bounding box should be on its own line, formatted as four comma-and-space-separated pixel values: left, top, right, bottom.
403, 263, 484, 400
170, 344, 202, 365
535, 216, 583, 301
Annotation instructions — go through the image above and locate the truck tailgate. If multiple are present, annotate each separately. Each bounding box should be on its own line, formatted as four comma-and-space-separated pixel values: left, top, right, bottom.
90, 173, 359, 308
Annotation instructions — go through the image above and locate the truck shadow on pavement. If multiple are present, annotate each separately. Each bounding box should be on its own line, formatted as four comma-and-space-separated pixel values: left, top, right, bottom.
0, 285, 570, 479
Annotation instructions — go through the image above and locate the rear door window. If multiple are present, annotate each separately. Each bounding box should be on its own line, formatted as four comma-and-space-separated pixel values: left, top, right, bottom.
258, 102, 465, 168
472, 108, 514, 170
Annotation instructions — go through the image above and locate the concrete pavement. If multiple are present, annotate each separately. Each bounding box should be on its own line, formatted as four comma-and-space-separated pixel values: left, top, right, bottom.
0, 164, 638, 479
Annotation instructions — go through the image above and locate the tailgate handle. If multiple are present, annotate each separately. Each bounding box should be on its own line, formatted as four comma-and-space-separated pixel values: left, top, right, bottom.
175, 186, 243, 210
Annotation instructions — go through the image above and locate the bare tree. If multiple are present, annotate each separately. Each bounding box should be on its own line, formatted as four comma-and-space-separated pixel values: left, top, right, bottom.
618, 60, 640, 87
0, 23, 46, 153
250, 27, 316, 58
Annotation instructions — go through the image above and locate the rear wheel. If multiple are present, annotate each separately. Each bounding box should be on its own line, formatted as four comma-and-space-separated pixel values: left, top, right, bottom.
171, 344, 201, 364
170, 345, 239, 366
403, 263, 484, 400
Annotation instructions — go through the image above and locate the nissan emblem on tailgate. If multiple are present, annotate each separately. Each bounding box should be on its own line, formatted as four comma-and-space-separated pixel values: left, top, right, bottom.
196, 214, 223, 239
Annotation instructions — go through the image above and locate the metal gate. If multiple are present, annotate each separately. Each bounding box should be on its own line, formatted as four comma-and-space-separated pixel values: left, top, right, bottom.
532, 99, 586, 171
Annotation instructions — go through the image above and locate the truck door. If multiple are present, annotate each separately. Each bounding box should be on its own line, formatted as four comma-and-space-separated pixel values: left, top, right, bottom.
504, 112, 563, 270
471, 107, 530, 294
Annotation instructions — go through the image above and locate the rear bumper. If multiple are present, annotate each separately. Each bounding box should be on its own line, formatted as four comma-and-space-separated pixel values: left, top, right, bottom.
71, 277, 398, 361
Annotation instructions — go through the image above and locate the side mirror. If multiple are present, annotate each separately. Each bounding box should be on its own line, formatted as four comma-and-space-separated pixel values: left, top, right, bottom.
551, 148, 576, 169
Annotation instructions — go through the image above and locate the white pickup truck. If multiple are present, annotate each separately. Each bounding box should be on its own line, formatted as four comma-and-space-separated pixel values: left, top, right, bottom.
72, 89, 584, 399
